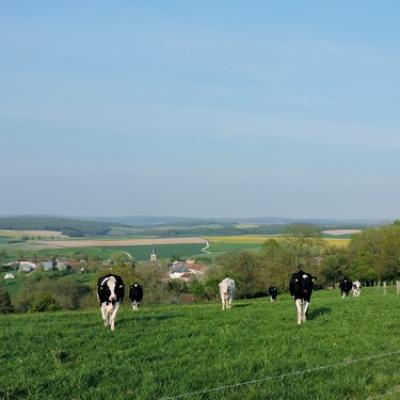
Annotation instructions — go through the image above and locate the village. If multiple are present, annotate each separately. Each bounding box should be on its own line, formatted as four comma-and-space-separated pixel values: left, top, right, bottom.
1, 245, 209, 283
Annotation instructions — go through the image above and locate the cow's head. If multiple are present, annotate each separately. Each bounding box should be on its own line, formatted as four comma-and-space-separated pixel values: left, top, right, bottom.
101, 276, 118, 304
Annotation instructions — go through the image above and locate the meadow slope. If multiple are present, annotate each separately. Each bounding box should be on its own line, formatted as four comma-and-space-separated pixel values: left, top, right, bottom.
0, 288, 400, 400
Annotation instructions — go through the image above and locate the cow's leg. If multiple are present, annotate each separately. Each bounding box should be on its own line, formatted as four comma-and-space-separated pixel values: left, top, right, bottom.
228, 295, 232, 309
132, 301, 139, 311
303, 301, 309, 322
341, 291, 346, 299
110, 303, 120, 331
100, 304, 108, 326
221, 295, 225, 310
295, 299, 302, 325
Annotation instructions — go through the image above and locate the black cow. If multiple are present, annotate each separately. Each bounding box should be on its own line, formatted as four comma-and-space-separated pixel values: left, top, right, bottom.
97, 274, 125, 331
339, 277, 353, 298
268, 286, 278, 302
289, 270, 315, 325
129, 283, 143, 310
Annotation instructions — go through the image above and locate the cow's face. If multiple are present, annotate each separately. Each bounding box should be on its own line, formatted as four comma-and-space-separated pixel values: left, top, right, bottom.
101, 276, 117, 303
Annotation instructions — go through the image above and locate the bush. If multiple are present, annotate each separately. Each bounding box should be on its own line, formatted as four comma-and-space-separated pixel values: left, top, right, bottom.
15, 292, 60, 313
15, 277, 90, 312
0, 288, 13, 313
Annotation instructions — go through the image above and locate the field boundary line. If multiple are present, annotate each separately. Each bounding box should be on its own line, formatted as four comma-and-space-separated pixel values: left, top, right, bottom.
159, 350, 400, 400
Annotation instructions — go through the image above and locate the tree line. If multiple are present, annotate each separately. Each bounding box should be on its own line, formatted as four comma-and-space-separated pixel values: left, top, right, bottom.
2, 222, 400, 313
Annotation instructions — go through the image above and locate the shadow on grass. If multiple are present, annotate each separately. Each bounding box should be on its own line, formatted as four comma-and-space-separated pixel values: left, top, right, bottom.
307, 307, 331, 320
118, 314, 183, 325
233, 303, 251, 308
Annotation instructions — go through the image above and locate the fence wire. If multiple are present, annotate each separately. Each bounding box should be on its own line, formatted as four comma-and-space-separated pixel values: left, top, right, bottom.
159, 350, 400, 400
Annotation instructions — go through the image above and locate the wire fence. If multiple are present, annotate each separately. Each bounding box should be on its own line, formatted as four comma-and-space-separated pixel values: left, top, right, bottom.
159, 350, 400, 400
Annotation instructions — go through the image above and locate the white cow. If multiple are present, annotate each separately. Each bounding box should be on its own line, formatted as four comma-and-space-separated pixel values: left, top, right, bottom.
352, 280, 362, 297
218, 278, 236, 310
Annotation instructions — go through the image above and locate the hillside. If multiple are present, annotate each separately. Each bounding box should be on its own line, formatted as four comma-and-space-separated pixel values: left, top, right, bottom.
0, 216, 124, 237
0, 288, 399, 399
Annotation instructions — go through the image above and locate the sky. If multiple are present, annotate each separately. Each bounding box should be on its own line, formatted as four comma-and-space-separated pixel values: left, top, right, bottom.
1, 1, 400, 219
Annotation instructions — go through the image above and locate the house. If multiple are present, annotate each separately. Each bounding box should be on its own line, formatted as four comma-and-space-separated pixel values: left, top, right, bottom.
55, 260, 71, 272
170, 261, 189, 273
42, 260, 56, 272
188, 263, 208, 275
168, 261, 208, 281
18, 261, 38, 273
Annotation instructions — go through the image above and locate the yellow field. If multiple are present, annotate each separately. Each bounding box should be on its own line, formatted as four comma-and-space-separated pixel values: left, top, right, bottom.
206, 235, 350, 247
0, 229, 66, 239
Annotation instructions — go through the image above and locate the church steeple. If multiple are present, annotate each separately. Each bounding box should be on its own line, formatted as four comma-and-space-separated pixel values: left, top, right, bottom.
150, 244, 157, 261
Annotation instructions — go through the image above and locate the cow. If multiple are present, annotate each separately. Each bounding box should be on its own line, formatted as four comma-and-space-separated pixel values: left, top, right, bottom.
352, 280, 362, 297
268, 286, 278, 302
97, 274, 125, 331
129, 283, 143, 310
219, 277, 236, 310
339, 277, 353, 298
289, 270, 315, 325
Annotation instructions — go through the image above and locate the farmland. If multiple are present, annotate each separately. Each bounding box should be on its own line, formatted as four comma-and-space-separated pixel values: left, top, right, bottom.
1, 288, 399, 399
0, 234, 351, 263
0, 229, 65, 239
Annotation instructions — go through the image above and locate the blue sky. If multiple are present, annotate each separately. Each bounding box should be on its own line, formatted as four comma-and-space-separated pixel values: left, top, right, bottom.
1, 1, 400, 219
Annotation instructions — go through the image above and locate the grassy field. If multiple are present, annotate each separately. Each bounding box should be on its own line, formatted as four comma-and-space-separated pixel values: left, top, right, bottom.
1, 288, 399, 399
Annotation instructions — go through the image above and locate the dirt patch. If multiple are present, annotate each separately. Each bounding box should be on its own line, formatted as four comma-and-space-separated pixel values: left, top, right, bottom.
38, 237, 206, 248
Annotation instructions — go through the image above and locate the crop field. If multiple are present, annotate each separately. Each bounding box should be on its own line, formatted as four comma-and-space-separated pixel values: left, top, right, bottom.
1, 288, 399, 399
206, 236, 351, 254
37, 237, 206, 248
0, 229, 65, 239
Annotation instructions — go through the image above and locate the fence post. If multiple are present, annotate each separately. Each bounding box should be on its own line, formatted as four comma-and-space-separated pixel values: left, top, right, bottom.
383, 281, 387, 295
396, 280, 400, 295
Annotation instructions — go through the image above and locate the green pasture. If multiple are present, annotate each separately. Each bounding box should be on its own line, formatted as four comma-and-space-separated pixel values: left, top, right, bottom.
1, 288, 399, 399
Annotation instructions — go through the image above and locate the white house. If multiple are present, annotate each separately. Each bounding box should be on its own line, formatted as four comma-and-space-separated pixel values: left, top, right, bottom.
18, 261, 38, 273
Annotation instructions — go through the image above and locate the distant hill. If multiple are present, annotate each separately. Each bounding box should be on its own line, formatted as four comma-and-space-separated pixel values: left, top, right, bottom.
0, 216, 124, 237
0, 215, 391, 239
94, 215, 391, 228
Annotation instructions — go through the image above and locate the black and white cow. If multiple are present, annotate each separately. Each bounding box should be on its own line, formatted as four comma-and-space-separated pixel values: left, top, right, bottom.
97, 274, 125, 331
268, 286, 278, 302
339, 277, 353, 298
129, 283, 143, 310
289, 270, 315, 325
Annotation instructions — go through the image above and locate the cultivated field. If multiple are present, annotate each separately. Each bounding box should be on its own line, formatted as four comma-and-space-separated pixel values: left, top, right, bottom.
38, 237, 206, 248
0, 229, 65, 239
206, 235, 351, 251
1, 288, 399, 399
322, 229, 362, 236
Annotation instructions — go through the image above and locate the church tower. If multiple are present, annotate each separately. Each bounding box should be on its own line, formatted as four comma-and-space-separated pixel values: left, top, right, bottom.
150, 244, 157, 261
